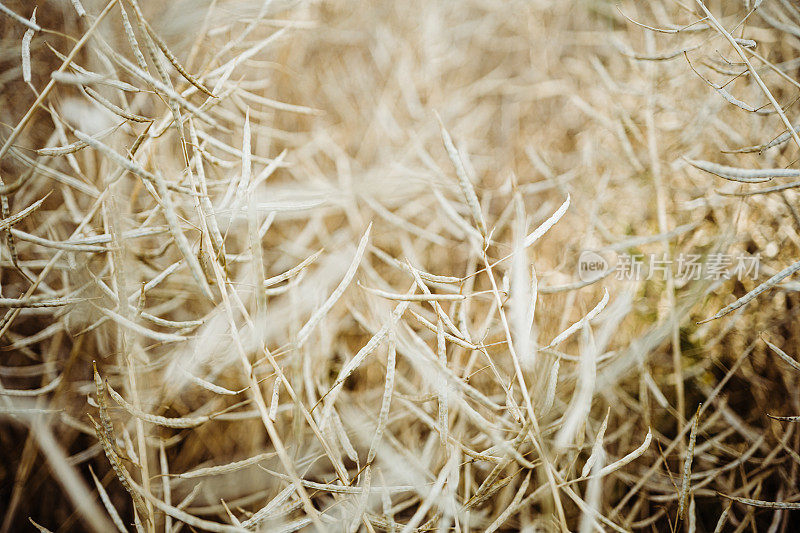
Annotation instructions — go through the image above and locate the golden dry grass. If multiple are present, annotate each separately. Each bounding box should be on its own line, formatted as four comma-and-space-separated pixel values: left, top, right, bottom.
2, 0, 800, 531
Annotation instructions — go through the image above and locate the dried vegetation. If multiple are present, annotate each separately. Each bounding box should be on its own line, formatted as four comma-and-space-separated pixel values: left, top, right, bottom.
2, 0, 800, 531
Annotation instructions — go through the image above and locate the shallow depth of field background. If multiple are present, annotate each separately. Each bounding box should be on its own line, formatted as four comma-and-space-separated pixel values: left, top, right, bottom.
2, 0, 800, 531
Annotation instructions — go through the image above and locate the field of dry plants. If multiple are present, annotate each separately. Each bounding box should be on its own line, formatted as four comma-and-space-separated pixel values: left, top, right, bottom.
4, 0, 800, 531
